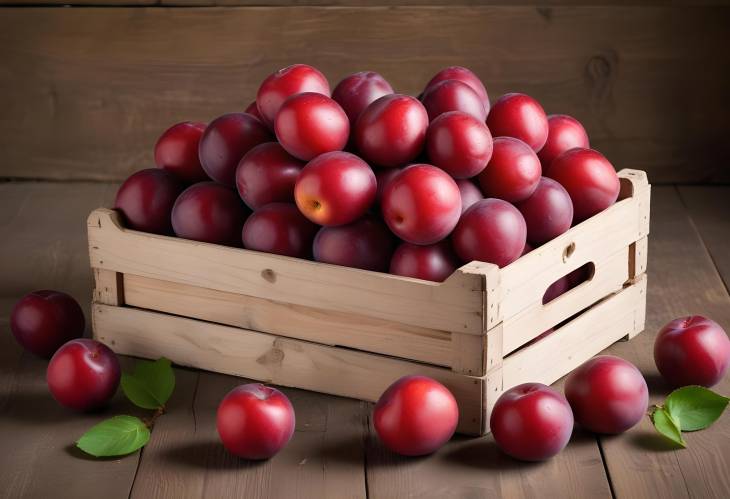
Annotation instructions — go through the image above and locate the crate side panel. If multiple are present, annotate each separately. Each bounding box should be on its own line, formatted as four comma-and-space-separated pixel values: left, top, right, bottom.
92, 303, 485, 435
500, 274, 647, 391
123, 274, 454, 368
501, 245, 630, 354
87, 209, 484, 334
498, 178, 649, 324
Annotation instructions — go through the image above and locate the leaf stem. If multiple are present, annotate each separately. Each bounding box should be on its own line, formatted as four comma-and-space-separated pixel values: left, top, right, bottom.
142, 405, 166, 429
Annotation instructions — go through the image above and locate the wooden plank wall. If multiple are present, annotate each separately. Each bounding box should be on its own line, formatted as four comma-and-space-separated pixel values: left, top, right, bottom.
0, 2, 728, 184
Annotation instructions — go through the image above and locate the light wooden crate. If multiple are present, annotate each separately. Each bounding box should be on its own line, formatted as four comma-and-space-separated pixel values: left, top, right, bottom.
88, 169, 650, 436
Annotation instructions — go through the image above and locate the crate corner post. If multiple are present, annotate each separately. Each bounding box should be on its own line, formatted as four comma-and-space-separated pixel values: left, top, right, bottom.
88, 208, 125, 346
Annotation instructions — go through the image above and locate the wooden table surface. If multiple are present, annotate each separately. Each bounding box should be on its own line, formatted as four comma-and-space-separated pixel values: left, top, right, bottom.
0, 182, 729, 499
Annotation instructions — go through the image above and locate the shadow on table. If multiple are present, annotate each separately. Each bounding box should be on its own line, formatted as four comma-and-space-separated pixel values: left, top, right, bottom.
160, 440, 268, 470
364, 435, 545, 471
0, 390, 79, 425
316, 433, 368, 465
441, 436, 545, 471
63, 443, 135, 462
443, 429, 603, 471
627, 431, 682, 453
643, 372, 673, 397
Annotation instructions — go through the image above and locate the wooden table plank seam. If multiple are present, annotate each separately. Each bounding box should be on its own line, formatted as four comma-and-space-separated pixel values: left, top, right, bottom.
676, 186, 730, 296
596, 186, 730, 499
596, 437, 618, 499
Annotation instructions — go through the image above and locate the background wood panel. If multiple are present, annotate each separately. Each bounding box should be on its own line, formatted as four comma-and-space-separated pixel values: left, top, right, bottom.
0, 5, 728, 183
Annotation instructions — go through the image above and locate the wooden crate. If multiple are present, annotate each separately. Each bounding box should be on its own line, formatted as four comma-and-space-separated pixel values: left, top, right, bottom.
88, 169, 650, 436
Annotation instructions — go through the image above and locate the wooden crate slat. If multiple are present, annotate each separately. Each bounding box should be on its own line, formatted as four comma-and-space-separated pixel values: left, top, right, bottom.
92, 303, 486, 435
450, 332, 486, 376
122, 273, 454, 368
88, 209, 487, 335
93, 268, 124, 306
501, 245, 630, 354
483, 275, 647, 426
630, 236, 649, 280
501, 274, 647, 390
92, 275, 646, 436
498, 170, 650, 324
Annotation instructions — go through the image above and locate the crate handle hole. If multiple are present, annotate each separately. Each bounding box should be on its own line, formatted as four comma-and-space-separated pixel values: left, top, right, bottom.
562, 242, 576, 262
542, 262, 596, 305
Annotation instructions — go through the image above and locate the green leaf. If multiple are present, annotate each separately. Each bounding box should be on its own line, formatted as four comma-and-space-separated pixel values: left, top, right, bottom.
76, 415, 150, 457
121, 374, 160, 409
121, 357, 175, 409
665, 385, 729, 432
650, 406, 686, 448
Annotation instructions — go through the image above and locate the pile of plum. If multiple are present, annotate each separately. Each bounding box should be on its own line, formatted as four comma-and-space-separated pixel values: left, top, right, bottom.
115, 64, 620, 281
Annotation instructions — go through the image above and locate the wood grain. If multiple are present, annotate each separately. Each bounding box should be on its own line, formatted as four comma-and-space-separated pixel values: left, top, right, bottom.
364, 383, 612, 499
497, 169, 648, 350
598, 186, 730, 499
129, 372, 367, 498
122, 274, 454, 368
1, 180, 729, 498
0, 181, 138, 499
92, 274, 646, 439
0, 181, 370, 498
1, 1, 725, 6
0, 348, 145, 499
88, 209, 486, 335
678, 186, 730, 291
501, 275, 646, 390
0, 6, 729, 182
0, 182, 115, 317
92, 303, 487, 435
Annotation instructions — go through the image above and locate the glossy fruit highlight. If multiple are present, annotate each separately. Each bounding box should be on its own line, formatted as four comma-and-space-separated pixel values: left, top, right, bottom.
256, 64, 330, 128
154, 121, 208, 183
313, 216, 394, 272
373, 375, 459, 456
486, 93, 548, 152
354, 94, 429, 167
565, 355, 648, 434
235, 142, 304, 210
478, 137, 541, 203
381, 164, 461, 245
114, 168, 184, 235
11, 290, 85, 358
294, 151, 376, 226
274, 92, 349, 161
242, 203, 318, 258
199, 113, 272, 186
426, 111, 493, 179
654, 316, 730, 388
490, 383, 574, 461
547, 148, 620, 223
217, 384, 295, 460
452, 198, 527, 267
171, 182, 249, 246
47, 339, 121, 411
